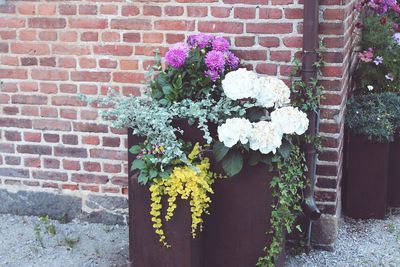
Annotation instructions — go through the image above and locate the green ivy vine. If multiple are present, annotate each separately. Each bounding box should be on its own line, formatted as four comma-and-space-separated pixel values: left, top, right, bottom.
256, 145, 306, 267
257, 46, 325, 267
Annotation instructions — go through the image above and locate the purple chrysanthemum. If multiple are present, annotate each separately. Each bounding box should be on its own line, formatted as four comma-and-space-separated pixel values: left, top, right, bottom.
187, 33, 214, 49
205, 50, 226, 71
165, 42, 189, 68
225, 51, 240, 69
205, 69, 220, 82
212, 37, 230, 52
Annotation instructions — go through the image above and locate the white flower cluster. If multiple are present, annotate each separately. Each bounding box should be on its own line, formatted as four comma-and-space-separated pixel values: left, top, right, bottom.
218, 69, 309, 154
218, 107, 309, 154
222, 68, 291, 108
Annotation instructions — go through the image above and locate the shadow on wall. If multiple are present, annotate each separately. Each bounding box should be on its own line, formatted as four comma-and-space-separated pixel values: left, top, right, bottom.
0, 188, 128, 225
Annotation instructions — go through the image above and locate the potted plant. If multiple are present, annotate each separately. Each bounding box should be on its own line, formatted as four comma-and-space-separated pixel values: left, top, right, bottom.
345, 1, 400, 218
85, 33, 314, 267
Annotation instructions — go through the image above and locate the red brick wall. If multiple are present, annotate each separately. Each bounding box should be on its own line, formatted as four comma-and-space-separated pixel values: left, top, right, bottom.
0, 0, 357, 231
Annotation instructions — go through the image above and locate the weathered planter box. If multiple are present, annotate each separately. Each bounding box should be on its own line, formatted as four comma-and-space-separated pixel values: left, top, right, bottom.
388, 133, 400, 207
344, 134, 389, 219
127, 126, 284, 267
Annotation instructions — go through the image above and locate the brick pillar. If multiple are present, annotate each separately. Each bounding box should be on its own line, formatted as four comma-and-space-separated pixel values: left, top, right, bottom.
312, 0, 358, 247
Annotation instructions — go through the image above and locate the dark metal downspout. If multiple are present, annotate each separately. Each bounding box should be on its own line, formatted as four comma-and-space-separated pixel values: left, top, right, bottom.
302, 0, 322, 245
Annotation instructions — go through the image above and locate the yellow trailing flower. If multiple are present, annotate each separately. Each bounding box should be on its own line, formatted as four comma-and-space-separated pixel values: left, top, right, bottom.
149, 143, 218, 246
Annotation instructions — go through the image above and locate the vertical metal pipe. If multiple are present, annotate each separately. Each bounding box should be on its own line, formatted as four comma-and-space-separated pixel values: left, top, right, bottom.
301, 0, 322, 244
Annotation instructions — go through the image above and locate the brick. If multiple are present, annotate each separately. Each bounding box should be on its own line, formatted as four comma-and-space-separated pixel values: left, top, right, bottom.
80, 110, 98, 120
103, 137, 120, 147
51, 96, 86, 107
24, 132, 42, 143
99, 59, 117, 69
165, 6, 184, 16
59, 4, 76, 15
90, 149, 127, 160
60, 32, 77, 42
73, 122, 108, 133
38, 4, 56, 15
0, 18, 25, 28
5, 131, 21, 141
40, 107, 58, 118
84, 162, 101, 172
17, 145, 51, 155
79, 5, 97, 15
60, 109, 77, 119
101, 32, 120, 42
53, 44, 90, 56
25, 158, 41, 168
100, 5, 118, 15
187, 6, 208, 17
38, 31, 57, 41
19, 30, 36, 41
0, 118, 32, 128
0, 167, 29, 178
120, 60, 138, 70
155, 20, 195, 31
29, 18, 66, 29
71, 173, 109, 184
62, 134, 79, 145
143, 6, 161, 16
43, 158, 60, 169
234, 7, 256, 19
54, 147, 87, 158
32, 170, 68, 181
82, 136, 100, 145
62, 184, 79, 191
104, 164, 122, 174
5, 156, 21, 166
63, 159, 80, 171
60, 84, 77, 94
58, 57, 77, 68
247, 23, 292, 34
211, 7, 231, 18
71, 71, 111, 82
113, 72, 144, 83
69, 18, 107, 29
43, 133, 60, 143
93, 45, 132, 56
31, 70, 68, 81
259, 8, 283, 19
0, 144, 14, 153
199, 21, 243, 34
102, 187, 120, 194
33, 119, 71, 131
0, 4, 16, 14
111, 19, 151, 30
143, 33, 163, 43
81, 185, 99, 192
12, 95, 47, 105
79, 57, 96, 69
0, 43, 8, 53
123, 33, 140, 43
121, 5, 140, 16
11, 43, 49, 55
21, 57, 37, 66
81, 32, 98, 42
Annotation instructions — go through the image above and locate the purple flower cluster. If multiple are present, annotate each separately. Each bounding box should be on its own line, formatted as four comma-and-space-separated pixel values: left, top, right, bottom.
361, 0, 399, 14
188, 33, 214, 49
165, 42, 189, 68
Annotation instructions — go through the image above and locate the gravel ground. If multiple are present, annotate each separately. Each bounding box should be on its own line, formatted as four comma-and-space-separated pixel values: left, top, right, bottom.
1, 211, 400, 267
0, 214, 129, 267
286, 209, 400, 267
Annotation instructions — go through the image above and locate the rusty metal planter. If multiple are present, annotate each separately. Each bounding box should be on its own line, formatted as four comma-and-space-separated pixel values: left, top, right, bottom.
344, 134, 389, 219
388, 134, 400, 207
127, 126, 283, 267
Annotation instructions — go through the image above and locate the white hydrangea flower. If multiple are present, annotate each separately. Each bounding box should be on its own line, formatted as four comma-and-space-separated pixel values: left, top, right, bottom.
217, 118, 253, 148
254, 76, 291, 108
270, 106, 309, 135
248, 121, 283, 154
221, 68, 259, 100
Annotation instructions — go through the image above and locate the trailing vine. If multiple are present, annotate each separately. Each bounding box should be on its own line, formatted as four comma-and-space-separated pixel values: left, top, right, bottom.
257, 46, 325, 266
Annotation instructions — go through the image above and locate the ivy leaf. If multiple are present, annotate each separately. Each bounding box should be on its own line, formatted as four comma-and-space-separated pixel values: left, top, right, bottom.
248, 151, 260, 166
131, 159, 146, 171
222, 150, 243, 177
278, 141, 292, 160
138, 172, 149, 185
213, 141, 230, 162
129, 145, 141, 155
149, 169, 158, 179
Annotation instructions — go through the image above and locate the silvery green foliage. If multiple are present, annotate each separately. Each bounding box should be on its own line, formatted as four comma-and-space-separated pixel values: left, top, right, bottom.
81, 91, 250, 167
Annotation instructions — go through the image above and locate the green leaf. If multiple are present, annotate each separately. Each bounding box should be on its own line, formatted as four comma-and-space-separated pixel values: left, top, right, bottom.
138, 172, 149, 185
159, 99, 170, 106
213, 141, 230, 162
222, 150, 243, 177
278, 141, 292, 160
248, 151, 260, 166
129, 145, 141, 155
162, 85, 173, 95
131, 159, 146, 171
149, 169, 158, 179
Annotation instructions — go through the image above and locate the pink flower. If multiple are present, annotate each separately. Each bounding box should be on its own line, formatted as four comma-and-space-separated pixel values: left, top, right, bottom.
212, 37, 230, 52
358, 48, 374, 62
205, 50, 226, 71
